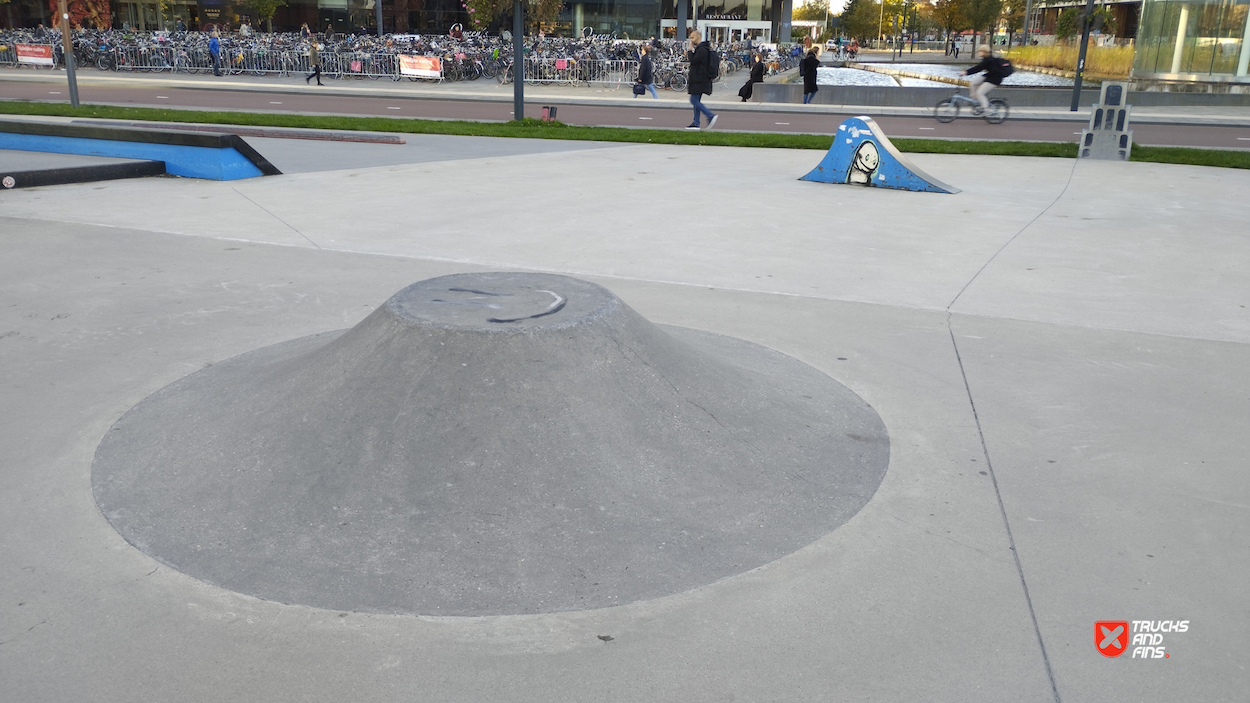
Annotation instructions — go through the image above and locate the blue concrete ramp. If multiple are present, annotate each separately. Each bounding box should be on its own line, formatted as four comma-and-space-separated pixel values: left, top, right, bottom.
0, 120, 280, 182
801, 116, 959, 194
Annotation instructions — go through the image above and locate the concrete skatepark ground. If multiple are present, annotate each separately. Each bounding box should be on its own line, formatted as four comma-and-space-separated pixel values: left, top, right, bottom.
1, 129, 1247, 701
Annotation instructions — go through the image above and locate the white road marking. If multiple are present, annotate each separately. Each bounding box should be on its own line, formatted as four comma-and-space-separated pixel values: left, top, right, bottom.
638, 117, 653, 120
775, 122, 789, 125
387, 106, 401, 110
270, 101, 283, 104
1239, 137, 1250, 141
156, 95, 169, 99
918, 127, 934, 130
48, 91, 61, 94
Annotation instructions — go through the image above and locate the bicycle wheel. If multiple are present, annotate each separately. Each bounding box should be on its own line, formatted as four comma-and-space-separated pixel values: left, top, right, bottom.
934, 98, 958, 123
984, 99, 1009, 125
671, 72, 687, 91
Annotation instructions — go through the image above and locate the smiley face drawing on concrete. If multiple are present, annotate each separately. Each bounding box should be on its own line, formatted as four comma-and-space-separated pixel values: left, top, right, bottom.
847, 140, 880, 186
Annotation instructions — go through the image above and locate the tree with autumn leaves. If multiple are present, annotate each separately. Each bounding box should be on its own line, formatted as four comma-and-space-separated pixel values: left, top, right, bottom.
461, 0, 562, 33
44, 0, 110, 29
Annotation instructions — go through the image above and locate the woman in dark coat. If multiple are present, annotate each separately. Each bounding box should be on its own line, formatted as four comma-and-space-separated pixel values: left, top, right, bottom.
685, 31, 718, 130
636, 44, 658, 99
801, 48, 820, 104
738, 52, 765, 102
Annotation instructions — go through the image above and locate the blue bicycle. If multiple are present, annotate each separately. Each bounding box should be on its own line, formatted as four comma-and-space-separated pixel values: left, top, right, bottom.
934, 91, 1009, 124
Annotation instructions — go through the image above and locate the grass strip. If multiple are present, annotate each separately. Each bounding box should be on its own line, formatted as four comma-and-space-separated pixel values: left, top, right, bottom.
2, 100, 1246, 169
1130, 144, 1250, 170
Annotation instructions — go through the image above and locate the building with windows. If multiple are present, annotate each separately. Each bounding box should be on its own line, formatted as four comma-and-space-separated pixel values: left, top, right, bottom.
1131, 0, 1250, 83
1030, 0, 1142, 44
2, 0, 791, 41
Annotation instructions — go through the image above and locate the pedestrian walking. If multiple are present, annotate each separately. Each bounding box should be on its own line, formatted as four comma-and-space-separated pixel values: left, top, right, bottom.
738, 52, 764, 102
801, 47, 820, 104
300, 22, 310, 39
209, 30, 222, 76
685, 30, 717, 130
636, 45, 658, 99
306, 41, 323, 85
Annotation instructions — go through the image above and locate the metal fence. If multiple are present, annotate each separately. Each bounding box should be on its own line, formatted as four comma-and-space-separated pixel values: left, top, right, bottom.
0, 43, 57, 68
0, 45, 662, 86
520, 57, 639, 85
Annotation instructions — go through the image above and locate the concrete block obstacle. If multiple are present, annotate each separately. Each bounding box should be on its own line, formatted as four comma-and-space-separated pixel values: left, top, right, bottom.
0, 119, 280, 181
1080, 82, 1134, 161
2, 157, 166, 190
92, 273, 890, 616
801, 116, 960, 194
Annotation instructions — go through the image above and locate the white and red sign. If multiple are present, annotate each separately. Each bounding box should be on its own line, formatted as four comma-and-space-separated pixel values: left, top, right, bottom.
398, 55, 441, 79
1096, 621, 1129, 658
16, 44, 54, 66
1096, 620, 1190, 659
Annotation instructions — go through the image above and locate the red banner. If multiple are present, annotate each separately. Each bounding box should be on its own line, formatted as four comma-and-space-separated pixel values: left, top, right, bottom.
16, 44, 54, 66
398, 55, 441, 79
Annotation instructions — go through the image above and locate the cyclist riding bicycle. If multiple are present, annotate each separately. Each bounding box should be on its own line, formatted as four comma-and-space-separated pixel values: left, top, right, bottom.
962, 45, 1007, 115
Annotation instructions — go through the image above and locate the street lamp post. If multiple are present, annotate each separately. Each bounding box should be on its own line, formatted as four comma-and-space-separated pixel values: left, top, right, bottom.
513, 0, 524, 121
57, 0, 79, 108
1023, 0, 1034, 46
1069, 0, 1097, 111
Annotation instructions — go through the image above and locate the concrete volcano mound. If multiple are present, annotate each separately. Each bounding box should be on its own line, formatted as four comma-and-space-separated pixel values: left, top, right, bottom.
92, 273, 889, 616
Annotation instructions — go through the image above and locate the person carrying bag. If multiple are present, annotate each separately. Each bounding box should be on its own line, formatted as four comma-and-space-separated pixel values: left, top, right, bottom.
685, 31, 718, 130
635, 44, 658, 99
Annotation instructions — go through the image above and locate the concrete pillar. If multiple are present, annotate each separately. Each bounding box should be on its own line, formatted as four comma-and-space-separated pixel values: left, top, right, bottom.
573, 3, 583, 34
1237, 3, 1250, 76
1170, 4, 1190, 74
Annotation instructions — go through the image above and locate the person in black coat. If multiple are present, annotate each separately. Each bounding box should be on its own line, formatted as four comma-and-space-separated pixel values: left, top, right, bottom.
636, 44, 658, 99
738, 52, 765, 102
962, 45, 1004, 113
801, 48, 820, 104
685, 31, 718, 130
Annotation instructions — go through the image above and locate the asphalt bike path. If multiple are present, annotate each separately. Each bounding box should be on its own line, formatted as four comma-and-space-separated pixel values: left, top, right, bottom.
4, 69, 1249, 150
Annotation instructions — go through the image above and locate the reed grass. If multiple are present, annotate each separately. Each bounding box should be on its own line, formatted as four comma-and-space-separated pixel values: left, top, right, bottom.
1004, 45, 1135, 78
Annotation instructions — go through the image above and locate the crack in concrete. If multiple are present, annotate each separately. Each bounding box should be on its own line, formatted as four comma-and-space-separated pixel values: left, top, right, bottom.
939, 160, 1079, 703
231, 188, 322, 250
0, 567, 159, 647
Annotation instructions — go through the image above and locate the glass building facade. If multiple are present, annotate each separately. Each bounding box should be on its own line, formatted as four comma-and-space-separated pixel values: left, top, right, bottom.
1133, 0, 1250, 80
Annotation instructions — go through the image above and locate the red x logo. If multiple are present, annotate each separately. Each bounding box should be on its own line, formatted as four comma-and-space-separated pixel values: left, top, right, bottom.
1096, 621, 1130, 658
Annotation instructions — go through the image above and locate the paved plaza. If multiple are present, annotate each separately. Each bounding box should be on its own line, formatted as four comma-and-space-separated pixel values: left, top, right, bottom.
1, 128, 1247, 701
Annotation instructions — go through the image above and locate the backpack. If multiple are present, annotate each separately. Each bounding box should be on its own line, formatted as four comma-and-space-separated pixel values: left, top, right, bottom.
706, 47, 721, 78
996, 57, 1014, 77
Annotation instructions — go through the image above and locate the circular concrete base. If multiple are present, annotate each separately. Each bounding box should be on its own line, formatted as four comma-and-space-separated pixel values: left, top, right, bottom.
92, 273, 889, 616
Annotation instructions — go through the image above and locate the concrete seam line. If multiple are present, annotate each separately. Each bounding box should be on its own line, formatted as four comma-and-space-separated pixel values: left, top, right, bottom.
946, 156, 1081, 311
946, 315, 1063, 703
937, 158, 1079, 703
231, 188, 321, 250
